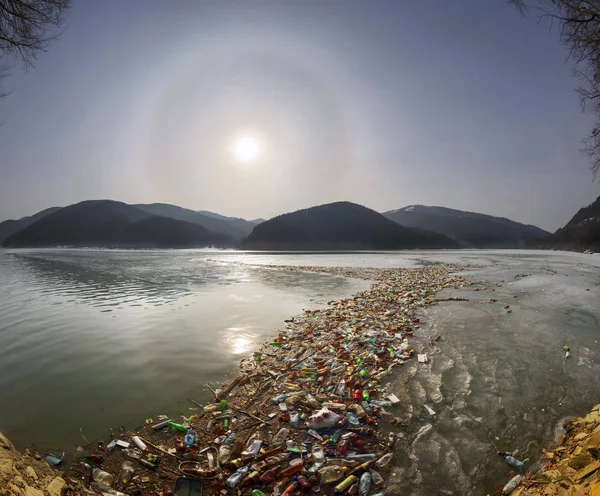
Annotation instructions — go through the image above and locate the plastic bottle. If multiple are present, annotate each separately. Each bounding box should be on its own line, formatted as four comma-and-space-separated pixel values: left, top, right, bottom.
312, 444, 325, 464
259, 467, 280, 485
362, 390, 370, 401
120, 461, 135, 485
281, 481, 299, 496
307, 429, 323, 441
121, 448, 141, 460
346, 412, 361, 427
353, 404, 367, 419
151, 418, 173, 430
358, 471, 372, 496
256, 446, 284, 461
168, 422, 187, 432
502, 474, 522, 494
329, 429, 342, 444
349, 460, 374, 476
272, 427, 290, 446
131, 436, 147, 452
219, 432, 237, 464
348, 483, 359, 496
226, 465, 250, 488
242, 439, 263, 458
318, 465, 347, 484
272, 393, 288, 404
369, 468, 384, 486
92, 468, 115, 486
334, 475, 357, 494
370, 400, 392, 407
375, 453, 393, 468
90, 483, 127, 496
327, 458, 359, 469
138, 459, 157, 471
305, 394, 321, 408
184, 429, 196, 448
265, 452, 290, 465
290, 411, 300, 428
499, 453, 525, 471
361, 401, 373, 416
252, 491, 267, 496
279, 463, 303, 479
353, 390, 362, 402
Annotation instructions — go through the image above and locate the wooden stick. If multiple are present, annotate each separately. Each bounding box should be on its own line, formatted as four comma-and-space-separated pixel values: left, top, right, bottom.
229, 405, 268, 425
204, 383, 218, 398
216, 376, 242, 400
187, 398, 205, 409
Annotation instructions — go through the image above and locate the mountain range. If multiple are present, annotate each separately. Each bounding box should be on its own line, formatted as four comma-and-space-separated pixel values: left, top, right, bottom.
1, 197, 586, 251
242, 202, 459, 250
383, 205, 551, 248
1, 200, 236, 248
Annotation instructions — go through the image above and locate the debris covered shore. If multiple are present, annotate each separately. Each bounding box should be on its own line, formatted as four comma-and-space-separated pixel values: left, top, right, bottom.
506, 404, 600, 496
56, 263, 472, 496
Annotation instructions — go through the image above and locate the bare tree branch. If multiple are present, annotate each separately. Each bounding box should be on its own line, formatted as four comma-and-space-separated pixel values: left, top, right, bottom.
512, 0, 600, 177
0, 0, 70, 97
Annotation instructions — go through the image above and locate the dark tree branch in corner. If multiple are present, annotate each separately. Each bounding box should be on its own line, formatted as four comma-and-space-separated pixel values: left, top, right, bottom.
0, 0, 70, 98
511, 0, 600, 177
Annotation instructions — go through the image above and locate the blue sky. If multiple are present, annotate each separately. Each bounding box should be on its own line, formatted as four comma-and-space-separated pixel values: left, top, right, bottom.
0, 0, 598, 231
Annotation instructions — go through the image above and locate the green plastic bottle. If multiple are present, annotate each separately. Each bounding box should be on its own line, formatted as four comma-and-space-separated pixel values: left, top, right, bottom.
168, 422, 187, 433
362, 390, 370, 401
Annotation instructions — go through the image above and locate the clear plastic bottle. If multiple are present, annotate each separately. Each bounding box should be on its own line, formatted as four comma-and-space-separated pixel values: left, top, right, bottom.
375, 453, 392, 468
502, 475, 522, 494
327, 458, 359, 468
92, 468, 115, 486
120, 461, 135, 485
369, 468, 384, 486
226, 465, 250, 488
272, 427, 290, 445
219, 432, 237, 464
305, 394, 321, 408
501, 454, 525, 471
90, 483, 127, 496
290, 411, 300, 428
318, 465, 347, 484
358, 471, 372, 496
241, 439, 263, 458
312, 444, 325, 464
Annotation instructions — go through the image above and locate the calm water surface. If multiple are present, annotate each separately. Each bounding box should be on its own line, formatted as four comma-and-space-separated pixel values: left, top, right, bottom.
0, 249, 370, 453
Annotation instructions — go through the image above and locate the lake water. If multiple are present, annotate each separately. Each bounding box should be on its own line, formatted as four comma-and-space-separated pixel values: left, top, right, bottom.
1, 248, 600, 495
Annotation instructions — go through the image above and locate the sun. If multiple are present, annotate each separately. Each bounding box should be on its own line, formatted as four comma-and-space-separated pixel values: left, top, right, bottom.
233, 136, 261, 163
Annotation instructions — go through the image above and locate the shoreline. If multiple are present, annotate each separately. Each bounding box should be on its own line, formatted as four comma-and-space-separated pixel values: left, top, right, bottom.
49, 262, 471, 495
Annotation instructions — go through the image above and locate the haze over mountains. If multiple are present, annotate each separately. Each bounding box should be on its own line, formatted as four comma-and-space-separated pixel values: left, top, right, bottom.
383, 205, 551, 248
1, 196, 597, 251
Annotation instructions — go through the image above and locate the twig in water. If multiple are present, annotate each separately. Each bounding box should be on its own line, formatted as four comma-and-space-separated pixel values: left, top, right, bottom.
79, 428, 90, 445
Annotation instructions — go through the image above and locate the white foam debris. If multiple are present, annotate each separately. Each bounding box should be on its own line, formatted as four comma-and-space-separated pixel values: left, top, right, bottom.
418, 353, 428, 363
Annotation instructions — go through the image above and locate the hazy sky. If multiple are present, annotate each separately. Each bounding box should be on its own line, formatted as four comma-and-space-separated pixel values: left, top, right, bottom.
1, 0, 599, 231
